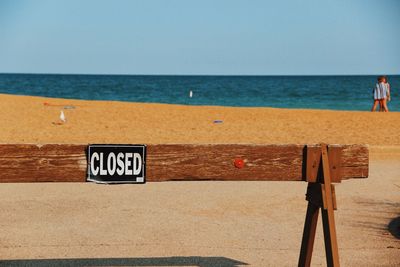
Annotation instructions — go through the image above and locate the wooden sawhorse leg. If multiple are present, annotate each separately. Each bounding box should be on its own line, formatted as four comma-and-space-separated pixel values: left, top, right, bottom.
298, 144, 340, 267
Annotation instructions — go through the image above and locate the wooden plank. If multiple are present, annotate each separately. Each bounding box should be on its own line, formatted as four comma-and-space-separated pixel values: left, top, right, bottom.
0, 144, 369, 183
0, 144, 87, 183
340, 144, 369, 179
147, 144, 304, 181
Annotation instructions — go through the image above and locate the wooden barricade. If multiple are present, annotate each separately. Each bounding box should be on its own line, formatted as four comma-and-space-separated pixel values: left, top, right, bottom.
0, 143, 369, 266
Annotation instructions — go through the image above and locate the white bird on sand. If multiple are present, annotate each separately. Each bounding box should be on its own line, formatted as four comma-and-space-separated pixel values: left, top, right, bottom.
60, 110, 66, 123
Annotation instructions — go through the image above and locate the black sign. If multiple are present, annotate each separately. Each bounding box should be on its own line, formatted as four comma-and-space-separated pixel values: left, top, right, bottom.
87, 144, 146, 184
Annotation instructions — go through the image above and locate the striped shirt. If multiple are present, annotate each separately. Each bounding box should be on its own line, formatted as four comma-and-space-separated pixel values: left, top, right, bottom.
373, 82, 389, 100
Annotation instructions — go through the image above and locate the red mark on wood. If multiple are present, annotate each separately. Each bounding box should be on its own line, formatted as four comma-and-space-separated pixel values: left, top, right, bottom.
234, 158, 245, 169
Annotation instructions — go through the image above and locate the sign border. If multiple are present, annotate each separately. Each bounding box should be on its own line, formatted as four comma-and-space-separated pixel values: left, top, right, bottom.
87, 144, 146, 184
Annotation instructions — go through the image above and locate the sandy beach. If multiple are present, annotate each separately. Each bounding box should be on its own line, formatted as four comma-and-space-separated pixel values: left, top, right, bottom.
0, 93, 399, 266
1, 93, 400, 146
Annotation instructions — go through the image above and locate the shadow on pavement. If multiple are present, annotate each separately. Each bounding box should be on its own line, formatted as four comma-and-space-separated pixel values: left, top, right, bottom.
0, 256, 248, 267
388, 216, 400, 239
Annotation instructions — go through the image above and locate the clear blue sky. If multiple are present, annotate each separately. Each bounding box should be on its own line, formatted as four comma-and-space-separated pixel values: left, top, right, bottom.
0, 0, 399, 75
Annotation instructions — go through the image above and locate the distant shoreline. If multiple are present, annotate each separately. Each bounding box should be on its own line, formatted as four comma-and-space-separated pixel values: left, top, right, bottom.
1, 92, 399, 113
0, 74, 398, 111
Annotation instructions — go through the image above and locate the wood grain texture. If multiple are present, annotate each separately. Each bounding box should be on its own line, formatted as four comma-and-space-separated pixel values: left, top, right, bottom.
147, 144, 304, 181
0, 144, 369, 183
0, 144, 87, 183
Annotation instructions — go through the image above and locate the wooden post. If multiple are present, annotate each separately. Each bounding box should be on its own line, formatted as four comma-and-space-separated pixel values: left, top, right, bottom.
298, 199, 320, 266
298, 144, 340, 267
320, 144, 340, 267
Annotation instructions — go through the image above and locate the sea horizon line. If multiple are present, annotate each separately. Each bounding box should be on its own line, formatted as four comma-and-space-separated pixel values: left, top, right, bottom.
0, 72, 399, 77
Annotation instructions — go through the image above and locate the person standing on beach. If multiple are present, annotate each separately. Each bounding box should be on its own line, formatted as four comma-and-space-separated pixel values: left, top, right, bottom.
371, 76, 390, 112
383, 76, 391, 111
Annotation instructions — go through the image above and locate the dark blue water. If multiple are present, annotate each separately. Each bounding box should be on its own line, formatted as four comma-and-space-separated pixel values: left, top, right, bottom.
0, 74, 399, 111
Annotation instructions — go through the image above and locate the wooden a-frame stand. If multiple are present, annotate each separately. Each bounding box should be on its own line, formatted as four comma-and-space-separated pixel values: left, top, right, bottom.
298, 144, 340, 267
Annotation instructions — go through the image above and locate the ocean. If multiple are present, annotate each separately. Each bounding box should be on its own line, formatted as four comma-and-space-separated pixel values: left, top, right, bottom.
0, 74, 398, 111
